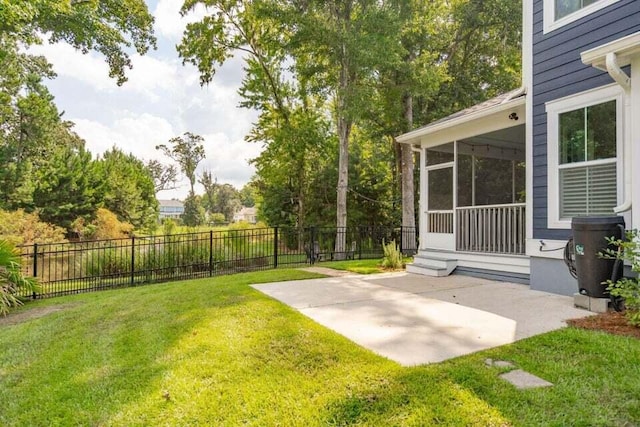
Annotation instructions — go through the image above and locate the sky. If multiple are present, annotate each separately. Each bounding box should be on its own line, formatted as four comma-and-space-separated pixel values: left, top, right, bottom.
29, 0, 260, 200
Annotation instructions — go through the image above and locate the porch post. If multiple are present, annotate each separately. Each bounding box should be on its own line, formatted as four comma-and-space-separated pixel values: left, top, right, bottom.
419, 146, 427, 250
453, 141, 458, 251
471, 154, 476, 206
512, 160, 516, 204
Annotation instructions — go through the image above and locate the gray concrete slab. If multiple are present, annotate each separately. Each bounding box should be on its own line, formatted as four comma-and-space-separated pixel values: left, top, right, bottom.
500, 369, 554, 389
252, 272, 592, 366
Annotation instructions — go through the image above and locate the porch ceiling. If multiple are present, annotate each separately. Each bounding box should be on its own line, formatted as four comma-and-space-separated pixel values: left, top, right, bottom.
427, 125, 526, 161
397, 88, 526, 147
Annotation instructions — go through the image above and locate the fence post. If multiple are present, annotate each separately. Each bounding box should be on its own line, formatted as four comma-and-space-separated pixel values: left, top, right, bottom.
209, 230, 213, 277
130, 236, 135, 285
273, 227, 279, 269
32, 243, 38, 300
358, 227, 362, 260
399, 226, 404, 254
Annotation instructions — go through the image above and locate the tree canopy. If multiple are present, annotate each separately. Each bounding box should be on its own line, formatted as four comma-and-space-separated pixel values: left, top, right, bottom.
156, 132, 206, 195
180, 0, 521, 233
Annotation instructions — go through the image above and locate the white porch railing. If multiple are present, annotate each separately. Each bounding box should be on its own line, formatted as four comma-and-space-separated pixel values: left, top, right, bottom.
427, 210, 454, 234
456, 203, 525, 255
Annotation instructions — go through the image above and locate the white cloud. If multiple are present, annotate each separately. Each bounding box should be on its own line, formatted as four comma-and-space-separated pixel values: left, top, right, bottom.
199, 131, 262, 186
73, 113, 175, 161
153, 0, 209, 41
124, 55, 181, 99
30, 42, 185, 100
29, 43, 113, 91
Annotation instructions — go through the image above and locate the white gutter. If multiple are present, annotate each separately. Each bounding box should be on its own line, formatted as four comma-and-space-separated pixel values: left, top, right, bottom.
582, 36, 640, 214
605, 52, 631, 92
606, 53, 632, 213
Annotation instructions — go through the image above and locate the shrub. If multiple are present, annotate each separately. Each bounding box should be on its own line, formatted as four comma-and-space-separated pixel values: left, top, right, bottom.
0, 209, 67, 246
0, 240, 39, 315
209, 212, 226, 225
381, 239, 404, 270
74, 208, 134, 241
603, 230, 640, 327
82, 246, 131, 278
162, 218, 177, 236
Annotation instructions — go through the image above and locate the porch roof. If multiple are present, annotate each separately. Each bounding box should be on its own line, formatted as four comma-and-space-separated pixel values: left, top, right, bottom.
397, 87, 526, 145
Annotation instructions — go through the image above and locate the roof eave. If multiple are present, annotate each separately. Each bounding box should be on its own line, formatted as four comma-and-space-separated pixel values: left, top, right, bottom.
581, 31, 640, 71
396, 96, 526, 144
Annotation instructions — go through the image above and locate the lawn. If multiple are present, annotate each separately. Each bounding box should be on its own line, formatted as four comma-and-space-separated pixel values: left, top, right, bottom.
1, 269, 639, 426
322, 257, 414, 274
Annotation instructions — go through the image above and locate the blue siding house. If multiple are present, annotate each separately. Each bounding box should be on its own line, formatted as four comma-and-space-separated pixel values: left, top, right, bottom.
398, 0, 640, 296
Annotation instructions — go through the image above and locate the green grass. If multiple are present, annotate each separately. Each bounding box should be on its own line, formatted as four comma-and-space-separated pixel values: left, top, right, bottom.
322, 258, 386, 274
322, 257, 414, 274
1, 269, 639, 426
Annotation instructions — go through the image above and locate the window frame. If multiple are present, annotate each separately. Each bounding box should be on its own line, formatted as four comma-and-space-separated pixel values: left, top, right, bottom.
546, 84, 624, 229
543, 0, 621, 34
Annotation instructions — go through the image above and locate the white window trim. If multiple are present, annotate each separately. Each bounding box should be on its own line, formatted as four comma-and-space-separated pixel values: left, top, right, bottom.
546, 84, 624, 229
543, 0, 621, 34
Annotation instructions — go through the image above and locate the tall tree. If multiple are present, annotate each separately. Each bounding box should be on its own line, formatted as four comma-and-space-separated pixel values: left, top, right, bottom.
146, 160, 179, 193
199, 170, 218, 215
199, 171, 243, 222
179, 0, 321, 230
289, 0, 403, 256
424, 0, 522, 121
239, 182, 258, 208
156, 132, 205, 195
98, 147, 159, 232
366, 0, 448, 252
32, 145, 103, 232
182, 193, 206, 227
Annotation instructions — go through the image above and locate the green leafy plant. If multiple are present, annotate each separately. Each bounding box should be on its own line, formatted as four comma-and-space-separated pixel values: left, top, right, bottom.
603, 230, 640, 327
0, 240, 39, 316
162, 219, 177, 236
381, 239, 404, 270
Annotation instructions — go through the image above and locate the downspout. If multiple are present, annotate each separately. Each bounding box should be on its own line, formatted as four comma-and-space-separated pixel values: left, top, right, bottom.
605, 52, 632, 213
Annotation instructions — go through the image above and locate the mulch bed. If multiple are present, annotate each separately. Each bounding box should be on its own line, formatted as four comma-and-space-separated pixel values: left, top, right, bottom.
567, 311, 640, 339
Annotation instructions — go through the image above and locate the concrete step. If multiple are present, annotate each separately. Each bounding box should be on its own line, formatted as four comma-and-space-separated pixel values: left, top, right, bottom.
407, 255, 457, 277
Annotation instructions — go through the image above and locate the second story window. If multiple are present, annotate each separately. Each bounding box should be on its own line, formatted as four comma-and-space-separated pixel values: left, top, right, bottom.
555, 0, 599, 20
544, 0, 621, 33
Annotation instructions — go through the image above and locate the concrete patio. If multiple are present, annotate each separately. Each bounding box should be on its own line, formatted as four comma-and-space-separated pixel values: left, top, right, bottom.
252, 272, 592, 366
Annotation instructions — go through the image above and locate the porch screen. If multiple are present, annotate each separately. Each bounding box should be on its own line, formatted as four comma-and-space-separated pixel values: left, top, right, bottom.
558, 99, 617, 219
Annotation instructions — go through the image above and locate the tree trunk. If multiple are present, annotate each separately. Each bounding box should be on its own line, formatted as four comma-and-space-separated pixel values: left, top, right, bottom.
401, 93, 417, 254
297, 155, 306, 252
335, 112, 350, 259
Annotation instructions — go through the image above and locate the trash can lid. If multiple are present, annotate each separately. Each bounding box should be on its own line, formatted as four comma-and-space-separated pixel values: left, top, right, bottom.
571, 216, 625, 225
571, 216, 625, 231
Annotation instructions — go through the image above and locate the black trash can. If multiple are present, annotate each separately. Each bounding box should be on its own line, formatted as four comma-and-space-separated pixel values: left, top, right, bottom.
571, 216, 625, 298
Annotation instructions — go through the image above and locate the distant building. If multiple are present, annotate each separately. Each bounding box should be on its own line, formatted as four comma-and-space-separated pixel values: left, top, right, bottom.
233, 207, 257, 224
158, 199, 184, 220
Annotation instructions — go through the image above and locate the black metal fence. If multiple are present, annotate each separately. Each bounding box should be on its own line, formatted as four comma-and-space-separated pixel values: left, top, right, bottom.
18, 226, 417, 299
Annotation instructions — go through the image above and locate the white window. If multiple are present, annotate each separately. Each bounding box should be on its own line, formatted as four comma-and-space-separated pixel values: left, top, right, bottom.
543, 0, 621, 33
546, 84, 623, 228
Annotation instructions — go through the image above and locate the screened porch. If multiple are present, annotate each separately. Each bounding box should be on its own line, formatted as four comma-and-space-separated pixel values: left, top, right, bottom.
424, 124, 526, 255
